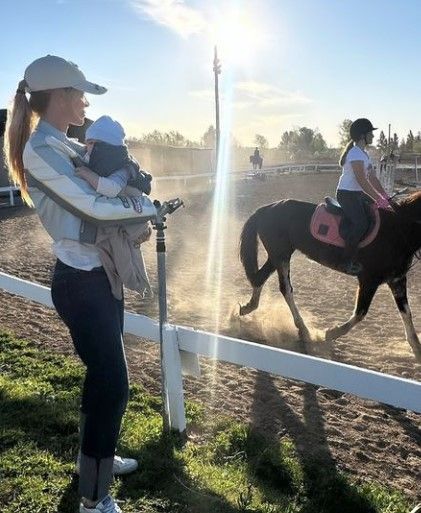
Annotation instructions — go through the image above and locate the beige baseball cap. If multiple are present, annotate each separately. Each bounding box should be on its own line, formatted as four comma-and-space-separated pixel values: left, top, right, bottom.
24, 55, 107, 95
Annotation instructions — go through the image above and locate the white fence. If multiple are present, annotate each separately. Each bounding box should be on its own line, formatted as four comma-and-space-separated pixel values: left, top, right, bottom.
154, 163, 341, 182
0, 165, 341, 205
0, 271, 420, 434
0, 186, 19, 206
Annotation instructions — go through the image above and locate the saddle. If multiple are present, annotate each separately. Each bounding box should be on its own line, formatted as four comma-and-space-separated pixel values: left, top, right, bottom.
310, 196, 380, 248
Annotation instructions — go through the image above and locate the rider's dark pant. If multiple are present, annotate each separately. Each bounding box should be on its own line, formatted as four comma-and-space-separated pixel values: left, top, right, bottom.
336, 189, 371, 258
51, 259, 128, 501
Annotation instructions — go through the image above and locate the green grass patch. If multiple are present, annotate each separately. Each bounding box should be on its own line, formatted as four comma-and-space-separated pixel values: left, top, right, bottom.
0, 331, 415, 513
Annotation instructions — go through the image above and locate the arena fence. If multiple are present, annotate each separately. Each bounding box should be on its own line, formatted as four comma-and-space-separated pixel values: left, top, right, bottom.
0, 271, 420, 434
0, 186, 19, 206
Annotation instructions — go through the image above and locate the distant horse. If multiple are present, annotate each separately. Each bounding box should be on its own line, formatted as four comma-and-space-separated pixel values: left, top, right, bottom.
239, 192, 421, 361
249, 154, 263, 170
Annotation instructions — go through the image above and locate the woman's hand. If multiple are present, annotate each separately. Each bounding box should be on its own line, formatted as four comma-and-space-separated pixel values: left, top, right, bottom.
75, 166, 99, 190
376, 195, 393, 211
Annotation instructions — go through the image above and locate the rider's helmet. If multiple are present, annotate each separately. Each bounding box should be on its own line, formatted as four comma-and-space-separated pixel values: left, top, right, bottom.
350, 118, 377, 142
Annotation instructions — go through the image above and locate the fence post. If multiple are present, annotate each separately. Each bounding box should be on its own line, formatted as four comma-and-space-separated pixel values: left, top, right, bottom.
162, 324, 187, 434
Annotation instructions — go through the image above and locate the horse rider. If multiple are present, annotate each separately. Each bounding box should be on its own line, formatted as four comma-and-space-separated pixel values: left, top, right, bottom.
337, 118, 391, 275
253, 147, 263, 170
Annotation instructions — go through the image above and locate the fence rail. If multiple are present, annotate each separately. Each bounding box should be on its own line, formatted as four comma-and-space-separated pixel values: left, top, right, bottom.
0, 186, 19, 206
0, 271, 420, 433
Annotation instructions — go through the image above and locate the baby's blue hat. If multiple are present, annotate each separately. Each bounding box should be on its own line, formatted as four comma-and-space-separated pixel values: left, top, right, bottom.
85, 115, 125, 146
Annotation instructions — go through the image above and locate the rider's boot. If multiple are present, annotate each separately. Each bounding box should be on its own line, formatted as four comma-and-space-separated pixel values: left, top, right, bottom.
341, 243, 362, 276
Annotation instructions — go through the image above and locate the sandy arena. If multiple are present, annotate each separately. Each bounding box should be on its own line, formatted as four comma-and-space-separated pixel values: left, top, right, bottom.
0, 172, 420, 500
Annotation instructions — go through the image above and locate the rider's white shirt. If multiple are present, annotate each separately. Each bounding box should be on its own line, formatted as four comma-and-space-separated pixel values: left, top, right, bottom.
337, 146, 372, 192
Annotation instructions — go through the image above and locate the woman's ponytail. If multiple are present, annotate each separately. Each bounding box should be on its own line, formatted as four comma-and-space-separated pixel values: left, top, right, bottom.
339, 140, 354, 167
4, 80, 35, 205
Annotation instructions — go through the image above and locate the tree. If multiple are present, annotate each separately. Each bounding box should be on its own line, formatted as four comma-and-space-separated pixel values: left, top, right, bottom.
376, 130, 388, 154
254, 134, 268, 150
278, 127, 328, 160
279, 130, 293, 148
406, 130, 414, 152
201, 125, 216, 148
391, 133, 399, 151
312, 132, 327, 154
338, 119, 352, 148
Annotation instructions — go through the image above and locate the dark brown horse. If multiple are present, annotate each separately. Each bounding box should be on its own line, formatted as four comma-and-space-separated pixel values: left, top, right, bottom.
239, 191, 421, 361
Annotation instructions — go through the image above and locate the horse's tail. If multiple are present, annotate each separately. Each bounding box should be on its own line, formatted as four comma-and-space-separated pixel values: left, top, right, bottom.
240, 210, 273, 287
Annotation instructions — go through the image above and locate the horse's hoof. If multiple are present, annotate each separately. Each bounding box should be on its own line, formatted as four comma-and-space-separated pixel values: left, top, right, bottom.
325, 327, 340, 342
298, 328, 312, 344
413, 349, 421, 364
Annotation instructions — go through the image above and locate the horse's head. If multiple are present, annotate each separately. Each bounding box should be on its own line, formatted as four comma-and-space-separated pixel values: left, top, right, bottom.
394, 191, 421, 223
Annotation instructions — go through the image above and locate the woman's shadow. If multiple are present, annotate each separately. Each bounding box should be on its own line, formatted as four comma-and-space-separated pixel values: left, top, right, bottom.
247, 370, 377, 512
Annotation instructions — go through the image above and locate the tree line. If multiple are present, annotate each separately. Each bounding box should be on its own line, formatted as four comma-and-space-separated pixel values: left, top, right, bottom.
127, 120, 421, 160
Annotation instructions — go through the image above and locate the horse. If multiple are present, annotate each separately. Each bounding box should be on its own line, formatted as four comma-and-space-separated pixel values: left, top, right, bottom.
249, 154, 263, 170
239, 191, 421, 362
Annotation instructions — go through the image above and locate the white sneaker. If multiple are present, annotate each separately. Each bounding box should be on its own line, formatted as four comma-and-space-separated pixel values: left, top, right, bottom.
75, 454, 138, 476
79, 494, 122, 513
110, 455, 138, 475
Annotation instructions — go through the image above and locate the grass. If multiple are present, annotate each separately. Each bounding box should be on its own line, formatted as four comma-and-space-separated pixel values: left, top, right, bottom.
0, 330, 415, 513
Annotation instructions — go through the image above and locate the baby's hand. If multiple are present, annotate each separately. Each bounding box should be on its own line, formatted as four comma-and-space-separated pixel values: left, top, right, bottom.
122, 185, 143, 197
75, 166, 99, 190
75, 166, 93, 179
133, 226, 152, 247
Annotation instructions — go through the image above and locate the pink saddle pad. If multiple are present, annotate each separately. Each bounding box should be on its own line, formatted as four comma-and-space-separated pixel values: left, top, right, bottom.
310, 203, 380, 248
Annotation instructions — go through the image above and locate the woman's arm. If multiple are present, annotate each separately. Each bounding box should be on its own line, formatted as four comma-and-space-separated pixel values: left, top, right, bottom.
351, 161, 384, 200
23, 137, 156, 225
367, 167, 389, 198
74, 166, 99, 190
75, 166, 132, 198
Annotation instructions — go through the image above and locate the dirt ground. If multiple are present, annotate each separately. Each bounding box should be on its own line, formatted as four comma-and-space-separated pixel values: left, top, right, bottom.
0, 172, 420, 500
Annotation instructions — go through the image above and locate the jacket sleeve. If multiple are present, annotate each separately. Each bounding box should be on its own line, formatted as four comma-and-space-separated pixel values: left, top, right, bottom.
96, 169, 130, 197
23, 138, 156, 226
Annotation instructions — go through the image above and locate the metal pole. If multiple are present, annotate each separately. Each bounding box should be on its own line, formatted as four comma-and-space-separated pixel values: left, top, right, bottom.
153, 198, 183, 434
213, 45, 221, 168
155, 210, 170, 433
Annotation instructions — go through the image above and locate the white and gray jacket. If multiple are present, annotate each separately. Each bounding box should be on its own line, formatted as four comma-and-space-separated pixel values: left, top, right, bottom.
23, 120, 156, 244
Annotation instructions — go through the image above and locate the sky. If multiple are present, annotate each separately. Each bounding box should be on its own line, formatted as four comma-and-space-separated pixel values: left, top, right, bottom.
1, 0, 421, 147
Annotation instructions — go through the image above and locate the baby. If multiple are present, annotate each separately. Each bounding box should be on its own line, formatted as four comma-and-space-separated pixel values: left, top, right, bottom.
73, 116, 153, 298
75, 115, 152, 203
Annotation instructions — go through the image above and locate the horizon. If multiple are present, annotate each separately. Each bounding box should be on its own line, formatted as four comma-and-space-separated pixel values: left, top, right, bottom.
1, 1, 421, 148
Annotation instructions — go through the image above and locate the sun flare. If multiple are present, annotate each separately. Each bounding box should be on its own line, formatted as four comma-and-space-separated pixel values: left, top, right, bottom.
210, 11, 264, 67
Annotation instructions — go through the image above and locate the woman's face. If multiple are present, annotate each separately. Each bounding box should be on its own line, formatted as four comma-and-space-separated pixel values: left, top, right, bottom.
61, 89, 89, 126
365, 131, 374, 145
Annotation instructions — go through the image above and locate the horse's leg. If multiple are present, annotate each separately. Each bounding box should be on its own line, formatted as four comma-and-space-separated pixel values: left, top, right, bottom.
277, 261, 311, 342
239, 259, 273, 315
325, 280, 378, 341
388, 276, 421, 362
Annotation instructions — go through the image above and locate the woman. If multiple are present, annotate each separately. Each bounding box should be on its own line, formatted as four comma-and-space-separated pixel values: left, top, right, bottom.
4, 55, 156, 513
337, 118, 391, 275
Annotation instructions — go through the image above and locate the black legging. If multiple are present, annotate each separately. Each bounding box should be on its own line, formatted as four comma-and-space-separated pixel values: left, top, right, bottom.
51, 259, 128, 501
336, 189, 371, 255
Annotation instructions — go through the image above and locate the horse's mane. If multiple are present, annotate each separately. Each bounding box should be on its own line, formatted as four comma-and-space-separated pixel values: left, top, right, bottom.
394, 190, 421, 219
395, 190, 421, 207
